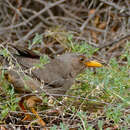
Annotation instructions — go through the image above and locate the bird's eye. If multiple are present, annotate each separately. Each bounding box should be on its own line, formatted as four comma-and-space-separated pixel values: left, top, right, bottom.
79, 57, 85, 62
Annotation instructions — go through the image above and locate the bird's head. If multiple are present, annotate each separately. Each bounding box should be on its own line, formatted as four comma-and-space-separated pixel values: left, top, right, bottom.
56, 53, 103, 76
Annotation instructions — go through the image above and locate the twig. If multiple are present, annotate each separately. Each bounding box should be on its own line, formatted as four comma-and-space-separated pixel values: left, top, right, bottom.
0, 0, 66, 32
100, 0, 130, 16
80, 3, 103, 31
98, 33, 130, 49
15, 22, 43, 44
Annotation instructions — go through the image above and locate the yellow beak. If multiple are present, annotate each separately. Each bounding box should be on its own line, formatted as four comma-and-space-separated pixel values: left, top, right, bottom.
85, 61, 103, 67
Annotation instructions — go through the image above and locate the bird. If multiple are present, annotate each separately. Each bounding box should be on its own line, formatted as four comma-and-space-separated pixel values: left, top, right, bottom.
0, 45, 102, 127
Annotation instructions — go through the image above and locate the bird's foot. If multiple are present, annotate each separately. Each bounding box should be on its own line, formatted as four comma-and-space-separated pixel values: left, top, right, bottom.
31, 107, 46, 127
22, 114, 32, 121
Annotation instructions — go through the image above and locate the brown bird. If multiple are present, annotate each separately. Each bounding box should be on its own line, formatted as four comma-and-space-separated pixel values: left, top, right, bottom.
0, 46, 102, 126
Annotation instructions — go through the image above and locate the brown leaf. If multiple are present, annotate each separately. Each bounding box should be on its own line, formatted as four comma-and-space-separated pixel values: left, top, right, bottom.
94, 16, 100, 26
91, 31, 98, 43
98, 22, 107, 29
89, 9, 96, 16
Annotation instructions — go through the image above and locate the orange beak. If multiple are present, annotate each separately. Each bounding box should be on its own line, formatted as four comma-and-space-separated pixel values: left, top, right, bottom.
85, 61, 103, 67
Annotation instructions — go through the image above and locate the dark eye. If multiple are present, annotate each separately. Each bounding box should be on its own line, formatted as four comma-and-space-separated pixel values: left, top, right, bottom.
80, 57, 84, 61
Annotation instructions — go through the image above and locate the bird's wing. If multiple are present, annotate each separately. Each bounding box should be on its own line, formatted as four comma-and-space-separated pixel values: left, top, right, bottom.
15, 56, 41, 69
4, 70, 42, 93
10, 45, 40, 58
44, 78, 65, 88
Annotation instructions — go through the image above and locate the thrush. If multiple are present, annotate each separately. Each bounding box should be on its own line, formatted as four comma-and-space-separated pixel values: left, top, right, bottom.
0, 46, 102, 127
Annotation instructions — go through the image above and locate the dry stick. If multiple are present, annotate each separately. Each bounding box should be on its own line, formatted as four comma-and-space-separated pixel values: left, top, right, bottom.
47, 16, 82, 25
0, 124, 44, 129
19, 92, 109, 105
79, 2, 104, 46
58, 4, 83, 22
100, 0, 130, 16
80, 2, 103, 31
0, 0, 66, 32
125, 0, 130, 11
14, 22, 43, 44
86, 26, 106, 33
98, 34, 130, 49
100, 0, 125, 10
21, 7, 56, 26
47, 8, 58, 25
6, 0, 31, 26
107, 36, 130, 53
35, 0, 58, 24
102, 7, 111, 45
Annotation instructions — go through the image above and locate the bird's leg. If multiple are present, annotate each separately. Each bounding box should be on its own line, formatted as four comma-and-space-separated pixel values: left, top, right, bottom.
31, 107, 46, 127
18, 98, 32, 121
26, 96, 46, 127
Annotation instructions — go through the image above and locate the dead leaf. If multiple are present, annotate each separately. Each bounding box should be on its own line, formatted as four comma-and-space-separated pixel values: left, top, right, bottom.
94, 16, 100, 26
98, 22, 107, 29
89, 9, 96, 16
